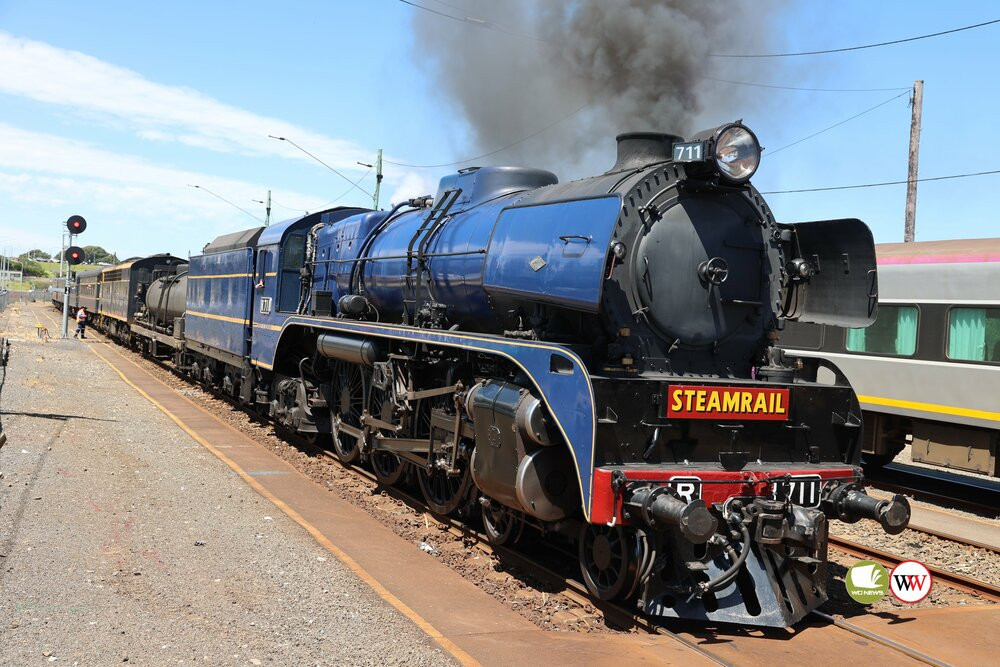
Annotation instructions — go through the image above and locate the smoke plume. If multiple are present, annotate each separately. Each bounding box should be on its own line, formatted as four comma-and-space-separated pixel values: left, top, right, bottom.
409, 0, 784, 175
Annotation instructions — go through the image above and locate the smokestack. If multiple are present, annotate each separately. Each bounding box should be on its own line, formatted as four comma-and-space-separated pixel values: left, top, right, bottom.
608, 132, 682, 173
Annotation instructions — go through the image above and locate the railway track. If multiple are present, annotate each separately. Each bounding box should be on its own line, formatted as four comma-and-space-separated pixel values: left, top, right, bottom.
41, 304, 993, 666
828, 533, 1000, 602
344, 456, 981, 666
344, 457, 972, 667
340, 461, 733, 665
866, 462, 1000, 518
893, 516, 1000, 555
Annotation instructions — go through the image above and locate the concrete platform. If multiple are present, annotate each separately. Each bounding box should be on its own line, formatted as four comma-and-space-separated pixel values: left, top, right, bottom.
0, 303, 453, 665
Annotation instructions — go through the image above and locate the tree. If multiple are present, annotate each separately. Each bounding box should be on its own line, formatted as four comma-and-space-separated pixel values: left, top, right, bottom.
21, 249, 51, 262
8, 258, 47, 277
81, 245, 119, 264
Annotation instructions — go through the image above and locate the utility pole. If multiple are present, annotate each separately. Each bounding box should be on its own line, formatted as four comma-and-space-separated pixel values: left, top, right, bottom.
265, 189, 271, 226
904, 80, 923, 242
61, 232, 70, 338
374, 148, 383, 210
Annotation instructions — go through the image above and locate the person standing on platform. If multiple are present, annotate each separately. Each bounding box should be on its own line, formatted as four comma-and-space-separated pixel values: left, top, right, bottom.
74, 306, 88, 339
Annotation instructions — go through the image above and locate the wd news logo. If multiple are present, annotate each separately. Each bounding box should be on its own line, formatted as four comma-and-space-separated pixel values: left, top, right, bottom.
845, 560, 888, 603
846, 559, 933, 604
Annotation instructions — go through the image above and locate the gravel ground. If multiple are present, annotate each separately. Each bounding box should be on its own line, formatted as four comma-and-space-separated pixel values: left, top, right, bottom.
0, 304, 454, 666
825, 520, 999, 615
98, 327, 614, 635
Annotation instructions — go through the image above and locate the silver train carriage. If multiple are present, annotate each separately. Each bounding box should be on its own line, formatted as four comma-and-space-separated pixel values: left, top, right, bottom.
781, 238, 1000, 478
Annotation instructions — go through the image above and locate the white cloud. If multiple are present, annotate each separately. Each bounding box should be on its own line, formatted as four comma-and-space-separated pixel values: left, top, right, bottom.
0, 124, 362, 256
0, 122, 331, 209
0, 31, 376, 171
388, 171, 440, 205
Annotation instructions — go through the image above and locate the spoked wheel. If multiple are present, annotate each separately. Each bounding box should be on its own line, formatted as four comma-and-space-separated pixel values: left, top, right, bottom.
371, 452, 406, 486
330, 361, 364, 464
367, 385, 405, 486
578, 524, 642, 601
481, 500, 524, 546
417, 450, 472, 516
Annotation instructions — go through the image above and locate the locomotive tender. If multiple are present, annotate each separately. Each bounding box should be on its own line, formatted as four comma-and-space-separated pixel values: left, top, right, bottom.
62, 123, 911, 627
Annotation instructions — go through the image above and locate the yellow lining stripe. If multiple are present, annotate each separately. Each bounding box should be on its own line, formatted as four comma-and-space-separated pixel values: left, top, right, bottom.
264, 272, 277, 277
858, 394, 1000, 423
187, 310, 249, 325
253, 322, 283, 331
86, 344, 476, 666
188, 273, 252, 279
252, 360, 274, 370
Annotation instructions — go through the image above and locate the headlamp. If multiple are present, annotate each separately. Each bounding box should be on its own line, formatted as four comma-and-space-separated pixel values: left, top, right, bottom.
672, 122, 762, 185
712, 124, 760, 183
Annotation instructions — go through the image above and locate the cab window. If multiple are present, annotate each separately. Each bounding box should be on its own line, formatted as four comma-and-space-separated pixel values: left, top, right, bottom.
947, 307, 1000, 363
277, 233, 307, 312
845, 305, 918, 356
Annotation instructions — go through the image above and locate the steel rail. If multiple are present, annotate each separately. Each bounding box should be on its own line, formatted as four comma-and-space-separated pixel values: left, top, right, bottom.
810, 610, 948, 667
828, 534, 1000, 602
902, 523, 1000, 555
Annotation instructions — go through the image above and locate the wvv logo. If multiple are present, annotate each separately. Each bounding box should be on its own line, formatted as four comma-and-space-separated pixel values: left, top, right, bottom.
889, 561, 933, 603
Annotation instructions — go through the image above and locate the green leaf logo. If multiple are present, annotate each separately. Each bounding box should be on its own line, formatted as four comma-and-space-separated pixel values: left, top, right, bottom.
846, 560, 890, 603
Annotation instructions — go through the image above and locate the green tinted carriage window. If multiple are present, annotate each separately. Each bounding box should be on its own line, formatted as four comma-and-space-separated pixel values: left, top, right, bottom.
845, 305, 917, 356
948, 307, 1000, 362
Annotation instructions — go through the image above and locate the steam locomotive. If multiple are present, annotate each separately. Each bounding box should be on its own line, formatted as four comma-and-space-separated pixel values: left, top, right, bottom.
57, 123, 910, 626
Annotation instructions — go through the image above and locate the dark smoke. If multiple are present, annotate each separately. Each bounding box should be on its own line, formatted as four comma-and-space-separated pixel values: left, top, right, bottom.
410, 0, 785, 175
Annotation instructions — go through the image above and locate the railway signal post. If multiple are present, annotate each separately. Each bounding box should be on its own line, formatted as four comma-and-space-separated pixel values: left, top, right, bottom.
60, 215, 87, 339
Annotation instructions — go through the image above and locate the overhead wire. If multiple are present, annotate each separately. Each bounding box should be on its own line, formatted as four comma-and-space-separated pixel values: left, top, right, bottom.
766, 90, 910, 156
268, 135, 374, 199
384, 83, 910, 169
711, 18, 1000, 58
269, 200, 309, 213
399, 0, 547, 43
188, 185, 263, 223
399, 0, 911, 93
702, 76, 909, 93
761, 169, 1000, 195
262, 168, 374, 216
323, 167, 373, 207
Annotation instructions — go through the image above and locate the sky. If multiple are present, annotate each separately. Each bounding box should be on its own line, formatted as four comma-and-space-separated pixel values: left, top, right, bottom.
0, 1, 998, 262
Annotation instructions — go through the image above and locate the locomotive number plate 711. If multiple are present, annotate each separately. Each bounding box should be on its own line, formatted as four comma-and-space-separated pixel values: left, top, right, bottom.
672, 141, 706, 162
667, 385, 790, 421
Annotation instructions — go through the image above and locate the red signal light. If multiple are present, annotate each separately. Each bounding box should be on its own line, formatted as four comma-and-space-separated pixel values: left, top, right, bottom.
65, 246, 85, 265
66, 215, 87, 235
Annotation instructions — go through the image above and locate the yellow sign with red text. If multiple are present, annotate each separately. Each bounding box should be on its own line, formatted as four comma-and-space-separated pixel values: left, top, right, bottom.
667, 385, 790, 421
